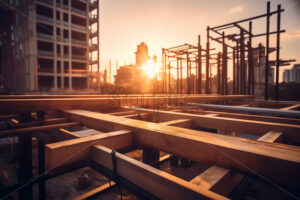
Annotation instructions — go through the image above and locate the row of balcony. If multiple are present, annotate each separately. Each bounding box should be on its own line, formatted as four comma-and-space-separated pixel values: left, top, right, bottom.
38, 33, 88, 48
38, 50, 88, 61
37, 0, 88, 17
37, 15, 87, 32
38, 68, 89, 74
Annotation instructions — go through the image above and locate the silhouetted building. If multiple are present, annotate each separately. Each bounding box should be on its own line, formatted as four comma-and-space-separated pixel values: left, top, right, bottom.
0, 0, 99, 93
253, 44, 274, 99
115, 42, 156, 92
283, 64, 300, 83
135, 42, 149, 67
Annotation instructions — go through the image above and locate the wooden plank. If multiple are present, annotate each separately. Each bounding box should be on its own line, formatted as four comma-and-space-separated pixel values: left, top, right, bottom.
0, 114, 16, 120
2, 118, 69, 130
73, 182, 115, 200
188, 103, 300, 118
280, 104, 300, 111
182, 109, 300, 125
128, 107, 300, 142
258, 131, 284, 143
0, 95, 253, 113
0, 122, 80, 138
190, 128, 286, 196
73, 129, 104, 137
92, 145, 228, 200
108, 110, 136, 116
190, 165, 244, 196
62, 109, 300, 190
45, 130, 133, 169
121, 113, 150, 120
159, 119, 192, 128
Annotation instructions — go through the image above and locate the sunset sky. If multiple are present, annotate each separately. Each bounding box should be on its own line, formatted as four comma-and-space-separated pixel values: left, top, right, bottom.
99, 0, 300, 82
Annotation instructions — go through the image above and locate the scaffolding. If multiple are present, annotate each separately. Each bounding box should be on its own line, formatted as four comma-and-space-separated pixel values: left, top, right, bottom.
162, 1, 295, 99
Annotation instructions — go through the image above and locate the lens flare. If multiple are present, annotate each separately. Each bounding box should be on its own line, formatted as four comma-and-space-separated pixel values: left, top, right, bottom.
142, 59, 159, 79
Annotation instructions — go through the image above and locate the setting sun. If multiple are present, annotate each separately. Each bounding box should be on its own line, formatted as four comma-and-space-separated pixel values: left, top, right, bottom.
142, 59, 159, 79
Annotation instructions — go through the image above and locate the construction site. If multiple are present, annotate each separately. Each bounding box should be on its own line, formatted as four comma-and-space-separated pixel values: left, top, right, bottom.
0, 0, 300, 200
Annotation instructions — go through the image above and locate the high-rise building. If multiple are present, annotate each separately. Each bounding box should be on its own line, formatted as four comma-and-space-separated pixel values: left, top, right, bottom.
0, 0, 100, 93
283, 64, 300, 83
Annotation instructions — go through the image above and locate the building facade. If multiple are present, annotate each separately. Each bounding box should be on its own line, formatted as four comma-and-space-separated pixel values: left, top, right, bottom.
283, 64, 300, 83
0, 0, 99, 93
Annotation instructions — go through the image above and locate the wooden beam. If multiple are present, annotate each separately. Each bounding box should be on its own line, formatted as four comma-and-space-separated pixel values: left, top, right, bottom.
190, 165, 243, 196
258, 131, 284, 143
0, 95, 253, 113
159, 119, 192, 128
62, 110, 300, 190
128, 107, 300, 142
73, 182, 115, 200
182, 109, 300, 125
73, 129, 104, 137
108, 110, 136, 116
2, 118, 69, 130
188, 103, 300, 118
45, 130, 133, 169
280, 104, 300, 111
0, 122, 80, 138
92, 145, 228, 200
121, 113, 150, 120
190, 126, 286, 196
0, 114, 16, 120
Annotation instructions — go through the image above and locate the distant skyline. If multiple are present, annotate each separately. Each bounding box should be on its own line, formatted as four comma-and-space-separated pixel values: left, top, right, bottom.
99, 0, 300, 82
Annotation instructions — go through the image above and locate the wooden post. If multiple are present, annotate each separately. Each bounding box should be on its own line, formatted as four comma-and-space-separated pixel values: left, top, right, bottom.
38, 141, 45, 200
18, 113, 33, 200
142, 147, 159, 168
170, 155, 179, 167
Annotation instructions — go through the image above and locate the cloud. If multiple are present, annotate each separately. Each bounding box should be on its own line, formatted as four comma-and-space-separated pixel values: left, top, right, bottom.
282, 30, 300, 42
229, 5, 244, 13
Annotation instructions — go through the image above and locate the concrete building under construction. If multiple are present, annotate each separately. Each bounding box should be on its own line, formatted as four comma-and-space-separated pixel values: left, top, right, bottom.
0, 0, 100, 93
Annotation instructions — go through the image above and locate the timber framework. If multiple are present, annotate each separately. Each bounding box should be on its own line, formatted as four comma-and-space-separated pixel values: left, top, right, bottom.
0, 94, 300, 200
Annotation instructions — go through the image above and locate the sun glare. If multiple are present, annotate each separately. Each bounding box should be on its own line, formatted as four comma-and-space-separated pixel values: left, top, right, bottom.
142, 59, 159, 79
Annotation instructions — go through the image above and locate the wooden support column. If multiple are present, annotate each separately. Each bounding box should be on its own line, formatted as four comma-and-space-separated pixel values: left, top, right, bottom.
18, 113, 33, 200
142, 147, 159, 168
38, 141, 45, 200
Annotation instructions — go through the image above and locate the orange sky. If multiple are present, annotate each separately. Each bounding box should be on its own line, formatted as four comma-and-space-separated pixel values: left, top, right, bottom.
99, 0, 300, 82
